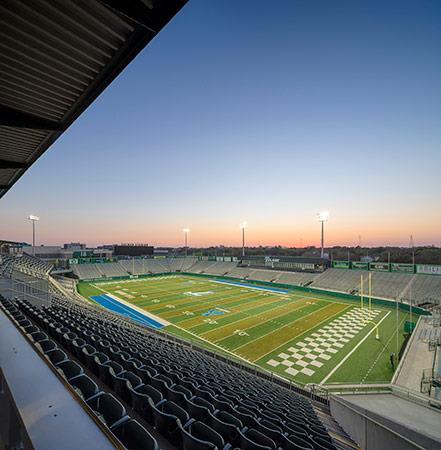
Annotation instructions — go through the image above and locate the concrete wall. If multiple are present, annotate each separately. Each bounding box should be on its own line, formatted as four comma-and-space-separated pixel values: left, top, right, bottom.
330, 395, 437, 450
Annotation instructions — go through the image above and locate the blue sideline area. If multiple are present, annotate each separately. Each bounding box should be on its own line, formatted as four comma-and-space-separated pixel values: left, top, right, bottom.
91, 294, 164, 329
214, 279, 290, 293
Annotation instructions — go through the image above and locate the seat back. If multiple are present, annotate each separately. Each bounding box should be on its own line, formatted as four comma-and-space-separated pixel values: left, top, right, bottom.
113, 419, 159, 450
240, 428, 276, 450
70, 375, 100, 402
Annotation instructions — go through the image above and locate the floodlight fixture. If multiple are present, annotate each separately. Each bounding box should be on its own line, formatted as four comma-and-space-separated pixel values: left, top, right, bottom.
240, 221, 247, 257
317, 211, 329, 222
183, 228, 190, 257
317, 211, 329, 258
28, 214, 40, 255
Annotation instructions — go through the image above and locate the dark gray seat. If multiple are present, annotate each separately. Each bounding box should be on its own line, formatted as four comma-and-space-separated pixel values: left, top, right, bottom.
239, 428, 277, 450
87, 393, 128, 430
56, 360, 84, 381
70, 375, 101, 402
180, 420, 228, 450
113, 419, 160, 450
152, 400, 191, 446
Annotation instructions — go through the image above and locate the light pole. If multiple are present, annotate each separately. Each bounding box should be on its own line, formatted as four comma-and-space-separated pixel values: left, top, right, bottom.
240, 222, 247, 258
317, 211, 329, 259
183, 228, 190, 257
28, 215, 40, 256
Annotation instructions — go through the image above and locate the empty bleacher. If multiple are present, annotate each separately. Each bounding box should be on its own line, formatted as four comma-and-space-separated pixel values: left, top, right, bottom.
409, 275, 441, 305
370, 272, 413, 300
203, 261, 237, 276
275, 271, 319, 286
97, 262, 129, 278
0, 292, 349, 450
310, 269, 362, 293
225, 266, 254, 279
72, 263, 103, 280
247, 269, 280, 283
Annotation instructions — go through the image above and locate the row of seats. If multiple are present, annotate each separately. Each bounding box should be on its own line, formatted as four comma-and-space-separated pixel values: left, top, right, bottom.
8, 295, 336, 450
0, 295, 160, 450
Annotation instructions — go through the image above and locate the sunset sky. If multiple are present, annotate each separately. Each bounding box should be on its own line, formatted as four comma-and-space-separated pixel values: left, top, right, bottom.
1, 0, 440, 248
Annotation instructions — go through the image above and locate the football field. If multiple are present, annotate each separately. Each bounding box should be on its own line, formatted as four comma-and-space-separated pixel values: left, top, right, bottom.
78, 274, 411, 386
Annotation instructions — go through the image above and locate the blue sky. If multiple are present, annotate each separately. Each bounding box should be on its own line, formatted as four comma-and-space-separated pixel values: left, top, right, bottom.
1, 0, 440, 247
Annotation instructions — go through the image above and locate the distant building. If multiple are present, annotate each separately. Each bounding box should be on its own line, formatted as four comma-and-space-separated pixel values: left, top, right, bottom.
63, 242, 86, 250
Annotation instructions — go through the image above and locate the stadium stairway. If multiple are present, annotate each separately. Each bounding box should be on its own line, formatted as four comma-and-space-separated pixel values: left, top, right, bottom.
0, 294, 358, 450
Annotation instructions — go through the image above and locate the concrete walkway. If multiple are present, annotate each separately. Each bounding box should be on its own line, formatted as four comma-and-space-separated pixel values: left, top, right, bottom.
395, 316, 435, 392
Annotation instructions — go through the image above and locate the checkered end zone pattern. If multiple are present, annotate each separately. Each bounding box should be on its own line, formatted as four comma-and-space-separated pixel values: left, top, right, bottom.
266, 307, 381, 377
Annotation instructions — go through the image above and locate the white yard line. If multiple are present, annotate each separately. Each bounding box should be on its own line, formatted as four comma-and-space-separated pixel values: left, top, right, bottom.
171, 322, 260, 366
207, 298, 315, 342
320, 311, 391, 385
239, 305, 352, 361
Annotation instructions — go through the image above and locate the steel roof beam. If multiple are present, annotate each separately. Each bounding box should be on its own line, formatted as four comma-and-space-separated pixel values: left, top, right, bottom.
0, 105, 62, 130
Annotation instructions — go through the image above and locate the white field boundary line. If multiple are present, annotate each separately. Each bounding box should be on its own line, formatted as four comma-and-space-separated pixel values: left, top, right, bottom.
91, 284, 170, 326
170, 321, 261, 366
320, 311, 391, 386
240, 304, 353, 362
360, 313, 408, 384
106, 293, 170, 326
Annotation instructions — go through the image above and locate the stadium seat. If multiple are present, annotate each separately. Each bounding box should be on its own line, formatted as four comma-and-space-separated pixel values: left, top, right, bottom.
233, 406, 259, 428
28, 331, 48, 343
168, 384, 194, 407
46, 349, 69, 366
113, 419, 160, 450
35, 339, 57, 354
239, 428, 278, 450
102, 361, 125, 388
180, 420, 230, 450
72, 338, 87, 359
152, 400, 191, 446
151, 373, 174, 393
113, 371, 143, 404
209, 410, 242, 446
185, 396, 216, 421
81, 344, 97, 368
282, 434, 314, 450
56, 360, 84, 381
70, 375, 102, 402
87, 393, 129, 430
91, 352, 110, 376
212, 395, 235, 413
310, 436, 336, 450
128, 384, 162, 424
255, 419, 284, 445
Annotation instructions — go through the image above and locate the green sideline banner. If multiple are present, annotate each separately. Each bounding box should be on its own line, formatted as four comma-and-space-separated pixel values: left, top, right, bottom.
332, 261, 350, 269
416, 264, 441, 276
352, 261, 369, 270
369, 262, 390, 272
391, 263, 415, 273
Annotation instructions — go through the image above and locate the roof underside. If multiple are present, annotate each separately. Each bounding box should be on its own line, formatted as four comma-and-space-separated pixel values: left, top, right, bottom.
0, 0, 187, 199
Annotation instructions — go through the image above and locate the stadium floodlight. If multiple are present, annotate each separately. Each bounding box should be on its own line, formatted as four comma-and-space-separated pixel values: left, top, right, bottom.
28, 215, 40, 256
317, 211, 329, 259
183, 228, 190, 257
240, 221, 247, 258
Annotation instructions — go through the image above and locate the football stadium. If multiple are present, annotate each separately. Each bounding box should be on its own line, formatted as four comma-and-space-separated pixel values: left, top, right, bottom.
1, 1, 441, 450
